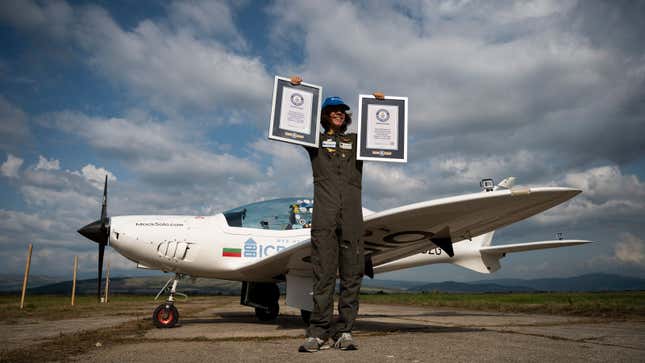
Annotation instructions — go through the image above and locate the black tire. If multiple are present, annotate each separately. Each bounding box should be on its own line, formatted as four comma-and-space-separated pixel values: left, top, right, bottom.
255, 302, 279, 321
300, 309, 311, 325
153, 304, 179, 328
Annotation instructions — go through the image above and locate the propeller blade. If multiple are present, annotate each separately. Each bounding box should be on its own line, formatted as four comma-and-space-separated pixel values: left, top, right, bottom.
100, 175, 108, 228
98, 242, 105, 302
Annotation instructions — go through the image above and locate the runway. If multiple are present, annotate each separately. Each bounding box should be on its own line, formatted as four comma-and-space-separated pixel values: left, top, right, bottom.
2, 297, 643, 362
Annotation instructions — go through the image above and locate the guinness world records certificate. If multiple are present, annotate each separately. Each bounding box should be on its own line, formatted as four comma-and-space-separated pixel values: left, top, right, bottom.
357, 94, 408, 162
268, 76, 322, 147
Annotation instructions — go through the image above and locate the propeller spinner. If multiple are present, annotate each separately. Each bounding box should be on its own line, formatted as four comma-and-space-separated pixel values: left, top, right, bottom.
77, 175, 110, 302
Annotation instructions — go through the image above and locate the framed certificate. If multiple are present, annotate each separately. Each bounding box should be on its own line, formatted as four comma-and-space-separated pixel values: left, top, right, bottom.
357, 94, 408, 162
268, 76, 322, 147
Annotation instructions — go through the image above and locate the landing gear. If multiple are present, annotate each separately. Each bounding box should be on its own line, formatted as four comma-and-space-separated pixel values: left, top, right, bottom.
153, 303, 179, 328
152, 273, 183, 328
255, 302, 280, 321
300, 309, 311, 325
240, 281, 281, 322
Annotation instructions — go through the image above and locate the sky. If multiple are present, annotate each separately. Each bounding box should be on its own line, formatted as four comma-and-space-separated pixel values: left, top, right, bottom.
0, 0, 644, 283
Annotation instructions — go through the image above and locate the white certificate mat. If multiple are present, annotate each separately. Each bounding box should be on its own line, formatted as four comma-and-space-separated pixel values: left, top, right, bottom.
366, 104, 399, 150
268, 76, 322, 148
357, 94, 408, 163
279, 87, 313, 134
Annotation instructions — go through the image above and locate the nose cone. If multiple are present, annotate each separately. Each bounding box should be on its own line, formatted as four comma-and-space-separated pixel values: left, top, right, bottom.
78, 219, 107, 244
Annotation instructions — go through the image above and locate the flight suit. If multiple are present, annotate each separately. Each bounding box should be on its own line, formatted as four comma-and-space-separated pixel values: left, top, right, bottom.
306, 131, 365, 340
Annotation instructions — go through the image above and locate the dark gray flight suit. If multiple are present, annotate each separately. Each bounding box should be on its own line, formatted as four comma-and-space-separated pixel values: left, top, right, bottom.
306, 131, 364, 340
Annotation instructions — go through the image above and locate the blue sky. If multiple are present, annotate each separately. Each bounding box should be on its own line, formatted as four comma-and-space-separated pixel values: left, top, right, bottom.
1, 0, 644, 282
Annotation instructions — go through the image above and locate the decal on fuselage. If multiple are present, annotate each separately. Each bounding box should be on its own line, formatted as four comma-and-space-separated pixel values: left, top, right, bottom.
136, 222, 184, 227
222, 238, 297, 258
422, 247, 442, 255
242, 238, 286, 258
222, 247, 242, 257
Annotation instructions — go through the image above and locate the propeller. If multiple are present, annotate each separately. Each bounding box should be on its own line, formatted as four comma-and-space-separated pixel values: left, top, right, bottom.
77, 175, 110, 302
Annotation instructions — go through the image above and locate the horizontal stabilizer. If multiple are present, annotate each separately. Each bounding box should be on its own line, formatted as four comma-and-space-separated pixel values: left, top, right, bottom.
480, 240, 591, 255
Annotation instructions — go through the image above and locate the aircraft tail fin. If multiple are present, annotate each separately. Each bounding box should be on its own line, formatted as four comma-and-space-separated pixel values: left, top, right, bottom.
479, 240, 591, 255
452, 239, 591, 274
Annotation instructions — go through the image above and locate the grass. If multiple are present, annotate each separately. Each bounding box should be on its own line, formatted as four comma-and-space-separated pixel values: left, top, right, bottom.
360, 291, 645, 318
0, 294, 156, 322
0, 294, 237, 322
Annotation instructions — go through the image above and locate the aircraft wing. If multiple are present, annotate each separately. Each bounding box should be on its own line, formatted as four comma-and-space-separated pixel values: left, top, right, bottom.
235, 239, 312, 281
236, 187, 580, 280
362, 187, 581, 267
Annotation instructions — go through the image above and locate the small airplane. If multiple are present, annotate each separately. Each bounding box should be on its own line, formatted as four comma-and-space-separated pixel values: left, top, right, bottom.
78, 176, 590, 328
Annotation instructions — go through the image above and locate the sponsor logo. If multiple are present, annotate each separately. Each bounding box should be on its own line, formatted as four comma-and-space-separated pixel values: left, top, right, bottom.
375, 109, 390, 122
290, 93, 304, 107
244, 238, 257, 258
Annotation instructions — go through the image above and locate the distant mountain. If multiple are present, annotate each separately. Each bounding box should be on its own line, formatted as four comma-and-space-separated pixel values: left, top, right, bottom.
4, 276, 242, 295
410, 281, 536, 293
362, 279, 419, 291
0, 274, 63, 292
470, 273, 645, 292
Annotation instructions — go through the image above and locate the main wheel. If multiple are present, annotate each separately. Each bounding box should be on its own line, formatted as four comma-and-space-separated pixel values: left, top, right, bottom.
300, 309, 311, 325
255, 302, 279, 321
153, 304, 179, 328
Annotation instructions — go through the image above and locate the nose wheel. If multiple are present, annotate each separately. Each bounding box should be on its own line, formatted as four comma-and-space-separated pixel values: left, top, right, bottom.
153, 303, 179, 328
152, 273, 183, 328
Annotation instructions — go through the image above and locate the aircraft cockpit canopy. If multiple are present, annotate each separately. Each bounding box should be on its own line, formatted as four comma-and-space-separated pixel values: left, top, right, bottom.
223, 198, 313, 230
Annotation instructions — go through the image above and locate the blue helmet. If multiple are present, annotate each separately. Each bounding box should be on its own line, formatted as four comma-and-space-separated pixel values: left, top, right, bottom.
321, 96, 350, 110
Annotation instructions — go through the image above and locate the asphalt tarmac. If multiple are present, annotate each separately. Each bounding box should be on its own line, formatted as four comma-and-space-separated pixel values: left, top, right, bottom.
3, 298, 643, 362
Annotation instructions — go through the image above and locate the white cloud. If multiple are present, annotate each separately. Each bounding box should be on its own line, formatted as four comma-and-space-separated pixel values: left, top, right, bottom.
44, 111, 262, 188
77, 164, 117, 189
1, 0, 272, 118
35, 155, 60, 171
1, 153, 23, 178
0, 209, 56, 235
168, 0, 247, 49
564, 165, 645, 201
615, 233, 645, 265
536, 164, 645, 224
72, 2, 270, 117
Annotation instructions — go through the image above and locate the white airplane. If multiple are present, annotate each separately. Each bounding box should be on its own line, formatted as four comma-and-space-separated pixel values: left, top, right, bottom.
78, 177, 590, 328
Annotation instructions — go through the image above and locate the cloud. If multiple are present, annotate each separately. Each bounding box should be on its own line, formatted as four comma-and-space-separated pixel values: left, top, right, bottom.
0, 0, 272, 118
615, 233, 645, 265
0, 96, 29, 151
563, 165, 645, 202
35, 155, 60, 171
536, 164, 645, 224
44, 111, 262, 188
74, 164, 117, 189
269, 0, 645, 170
167, 0, 247, 49
1, 153, 23, 178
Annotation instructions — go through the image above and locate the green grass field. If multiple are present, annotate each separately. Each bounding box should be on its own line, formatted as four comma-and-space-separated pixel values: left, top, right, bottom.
2, 291, 644, 322
360, 291, 645, 318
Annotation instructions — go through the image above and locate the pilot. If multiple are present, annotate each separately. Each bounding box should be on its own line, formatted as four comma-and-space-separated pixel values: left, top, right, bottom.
291, 76, 370, 353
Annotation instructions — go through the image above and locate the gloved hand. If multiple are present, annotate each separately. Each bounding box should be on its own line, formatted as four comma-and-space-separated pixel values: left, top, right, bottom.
290, 76, 303, 85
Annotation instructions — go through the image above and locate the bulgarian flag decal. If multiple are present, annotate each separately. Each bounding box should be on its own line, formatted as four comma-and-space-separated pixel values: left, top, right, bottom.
222, 247, 242, 257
